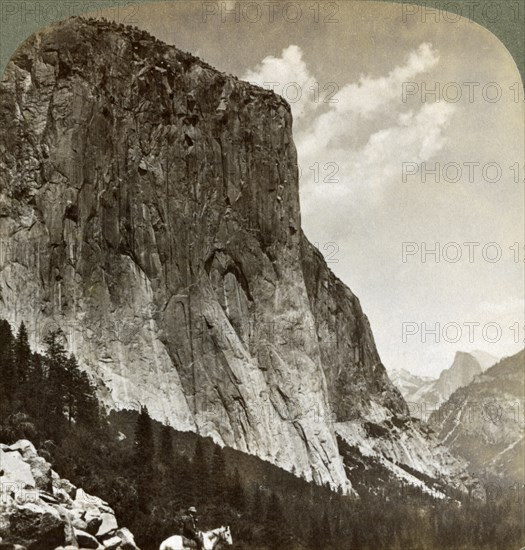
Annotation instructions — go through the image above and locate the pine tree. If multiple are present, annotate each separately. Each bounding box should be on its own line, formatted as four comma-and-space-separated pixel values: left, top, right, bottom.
211, 446, 227, 498
64, 355, 77, 427
322, 508, 332, 544
250, 486, 264, 521
160, 422, 173, 465
266, 492, 287, 549
134, 405, 154, 467
174, 454, 194, 506
0, 319, 15, 404
43, 330, 69, 439
25, 353, 45, 421
309, 516, 324, 549
192, 438, 209, 499
71, 357, 99, 428
134, 405, 155, 513
14, 322, 31, 386
351, 524, 362, 549
228, 468, 245, 510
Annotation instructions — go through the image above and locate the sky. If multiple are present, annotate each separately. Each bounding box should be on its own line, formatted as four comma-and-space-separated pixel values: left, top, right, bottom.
97, 1, 524, 378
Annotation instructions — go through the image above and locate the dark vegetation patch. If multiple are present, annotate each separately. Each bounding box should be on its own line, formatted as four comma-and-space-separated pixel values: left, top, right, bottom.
1, 318, 523, 550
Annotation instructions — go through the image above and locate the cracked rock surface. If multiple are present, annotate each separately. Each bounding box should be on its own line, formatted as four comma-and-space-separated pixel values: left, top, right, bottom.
0, 17, 474, 493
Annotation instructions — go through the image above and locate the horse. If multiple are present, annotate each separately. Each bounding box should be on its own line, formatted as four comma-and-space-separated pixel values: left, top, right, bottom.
159, 526, 233, 550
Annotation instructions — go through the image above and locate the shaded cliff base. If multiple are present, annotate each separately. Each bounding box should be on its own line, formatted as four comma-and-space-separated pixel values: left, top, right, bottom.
2, 410, 522, 550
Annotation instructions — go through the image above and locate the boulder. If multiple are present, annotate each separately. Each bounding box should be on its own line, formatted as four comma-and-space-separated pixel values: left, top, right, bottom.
3, 502, 65, 549
53, 489, 73, 507
95, 514, 118, 538
101, 535, 121, 550
73, 529, 99, 549
0, 450, 35, 489
6, 442, 36, 460
51, 473, 76, 498
71, 518, 87, 531
115, 528, 138, 550
26, 456, 52, 491
73, 492, 113, 516
56, 506, 77, 547
84, 517, 102, 537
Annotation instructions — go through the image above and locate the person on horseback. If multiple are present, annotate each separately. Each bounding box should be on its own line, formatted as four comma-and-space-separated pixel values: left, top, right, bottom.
182, 506, 203, 549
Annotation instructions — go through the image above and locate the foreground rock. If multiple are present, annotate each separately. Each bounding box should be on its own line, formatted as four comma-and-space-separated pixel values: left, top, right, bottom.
0, 440, 139, 550
0, 17, 477, 495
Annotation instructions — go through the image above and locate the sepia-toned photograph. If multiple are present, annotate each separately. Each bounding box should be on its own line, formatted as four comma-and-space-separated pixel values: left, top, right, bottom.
0, 1, 523, 549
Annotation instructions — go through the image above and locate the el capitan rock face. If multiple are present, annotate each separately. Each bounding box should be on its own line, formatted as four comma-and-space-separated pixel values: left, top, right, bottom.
0, 17, 474, 494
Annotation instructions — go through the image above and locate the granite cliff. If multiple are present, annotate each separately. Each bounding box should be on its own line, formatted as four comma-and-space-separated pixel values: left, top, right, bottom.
0, 17, 475, 494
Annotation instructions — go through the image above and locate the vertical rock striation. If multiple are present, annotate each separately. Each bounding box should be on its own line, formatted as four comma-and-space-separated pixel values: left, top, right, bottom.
0, 18, 475, 493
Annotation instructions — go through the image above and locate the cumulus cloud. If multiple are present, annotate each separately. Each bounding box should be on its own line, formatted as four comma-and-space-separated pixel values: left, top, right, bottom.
290, 43, 453, 208
335, 42, 439, 118
296, 42, 442, 159
242, 45, 319, 122
243, 42, 454, 213
300, 101, 455, 217
357, 102, 455, 178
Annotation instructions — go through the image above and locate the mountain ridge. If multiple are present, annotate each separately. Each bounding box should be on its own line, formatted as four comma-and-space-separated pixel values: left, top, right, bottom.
429, 348, 525, 483
391, 350, 498, 409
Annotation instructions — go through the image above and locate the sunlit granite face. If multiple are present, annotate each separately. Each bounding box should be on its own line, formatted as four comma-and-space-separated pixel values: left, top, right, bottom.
0, 17, 478, 496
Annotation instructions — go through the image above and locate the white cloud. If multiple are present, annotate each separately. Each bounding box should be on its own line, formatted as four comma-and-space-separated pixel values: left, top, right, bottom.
357, 102, 455, 179
334, 42, 440, 118
287, 43, 455, 210
242, 45, 318, 122
243, 42, 455, 222
296, 42, 442, 159
299, 101, 455, 217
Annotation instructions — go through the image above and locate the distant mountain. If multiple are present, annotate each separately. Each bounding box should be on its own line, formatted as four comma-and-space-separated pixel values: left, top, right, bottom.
392, 352, 485, 410
432, 352, 483, 401
429, 349, 525, 483
389, 368, 434, 403
470, 350, 499, 371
